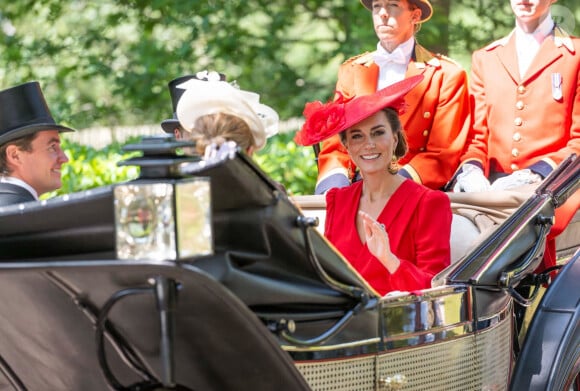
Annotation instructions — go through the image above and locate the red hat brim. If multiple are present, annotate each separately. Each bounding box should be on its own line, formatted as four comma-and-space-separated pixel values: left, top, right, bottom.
295, 74, 423, 146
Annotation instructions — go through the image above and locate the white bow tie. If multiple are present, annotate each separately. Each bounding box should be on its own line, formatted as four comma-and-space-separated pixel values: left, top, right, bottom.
373, 48, 407, 67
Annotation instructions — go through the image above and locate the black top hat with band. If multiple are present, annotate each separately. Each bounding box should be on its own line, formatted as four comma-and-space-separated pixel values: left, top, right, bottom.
0, 81, 75, 145
161, 71, 227, 133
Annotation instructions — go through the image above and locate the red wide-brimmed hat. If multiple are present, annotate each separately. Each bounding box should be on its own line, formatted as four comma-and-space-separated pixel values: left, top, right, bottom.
294, 74, 423, 146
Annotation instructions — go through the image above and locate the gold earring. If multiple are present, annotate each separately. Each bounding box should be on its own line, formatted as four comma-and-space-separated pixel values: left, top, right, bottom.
388, 155, 399, 174
347, 161, 354, 181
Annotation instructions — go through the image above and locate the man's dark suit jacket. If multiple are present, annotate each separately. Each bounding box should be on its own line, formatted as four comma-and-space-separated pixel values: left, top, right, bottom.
0, 182, 36, 207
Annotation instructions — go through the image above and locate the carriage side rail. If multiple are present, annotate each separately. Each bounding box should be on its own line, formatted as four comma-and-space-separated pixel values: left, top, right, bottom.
436, 154, 578, 289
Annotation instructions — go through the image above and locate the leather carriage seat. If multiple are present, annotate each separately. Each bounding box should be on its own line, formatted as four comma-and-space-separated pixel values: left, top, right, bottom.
292, 191, 579, 265
291, 195, 327, 235
556, 209, 580, 261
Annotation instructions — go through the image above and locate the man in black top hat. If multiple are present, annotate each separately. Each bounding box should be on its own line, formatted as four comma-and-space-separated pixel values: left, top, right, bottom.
0, 81, 75, 206
161, 70, 226, 138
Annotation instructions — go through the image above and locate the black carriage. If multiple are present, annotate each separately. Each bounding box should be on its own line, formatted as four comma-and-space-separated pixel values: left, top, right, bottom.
0, 136, 578, 391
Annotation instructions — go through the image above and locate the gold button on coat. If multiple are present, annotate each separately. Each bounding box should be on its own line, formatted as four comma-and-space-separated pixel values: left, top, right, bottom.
514, 117, 523, 126
517, 85, 526, 94
422, 130, 429, 137
511, 163, 519, 170
516, 101, 524, 110
512, 148, 519, 157
513, 132, 522, 142
423, 112, 431, 119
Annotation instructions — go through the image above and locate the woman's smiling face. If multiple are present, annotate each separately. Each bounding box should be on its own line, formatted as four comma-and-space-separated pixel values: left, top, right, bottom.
343, 110, 398, 175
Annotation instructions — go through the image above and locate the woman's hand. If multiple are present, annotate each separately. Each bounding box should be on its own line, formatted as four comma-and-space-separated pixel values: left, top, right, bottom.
358, 211, 400, 274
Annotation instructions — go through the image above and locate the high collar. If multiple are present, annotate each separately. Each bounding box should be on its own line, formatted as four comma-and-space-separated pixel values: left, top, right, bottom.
514, 11, 554, 44
375, 36, 415, 63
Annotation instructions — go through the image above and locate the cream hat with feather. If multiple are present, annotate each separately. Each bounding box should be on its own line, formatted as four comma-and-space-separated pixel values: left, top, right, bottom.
176, 79, 279, 150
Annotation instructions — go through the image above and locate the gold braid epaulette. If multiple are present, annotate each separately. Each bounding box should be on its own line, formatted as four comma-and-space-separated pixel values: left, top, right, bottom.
344, 52, 375, 66
435, 53, 462, 67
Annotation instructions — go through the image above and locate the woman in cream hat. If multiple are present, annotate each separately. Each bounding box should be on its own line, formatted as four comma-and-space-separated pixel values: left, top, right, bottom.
175, 76, 279, 157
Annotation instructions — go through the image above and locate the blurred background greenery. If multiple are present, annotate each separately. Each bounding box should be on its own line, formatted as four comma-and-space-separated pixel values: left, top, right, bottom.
1, 0, 578, 195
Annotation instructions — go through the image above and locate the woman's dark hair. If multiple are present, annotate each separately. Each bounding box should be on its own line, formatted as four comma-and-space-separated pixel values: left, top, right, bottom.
339, 107, 408, 159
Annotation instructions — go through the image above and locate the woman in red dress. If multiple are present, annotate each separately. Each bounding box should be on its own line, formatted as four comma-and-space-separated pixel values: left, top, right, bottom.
295, 75, 451, 296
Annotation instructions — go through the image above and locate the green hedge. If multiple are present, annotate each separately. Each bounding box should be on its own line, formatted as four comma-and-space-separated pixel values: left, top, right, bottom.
254, 132, 318, 195
46, 133, 317, 199
43, 138, 141, 199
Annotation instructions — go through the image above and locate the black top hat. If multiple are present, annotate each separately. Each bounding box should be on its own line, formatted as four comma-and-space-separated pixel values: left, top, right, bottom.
161, 71, 227, 133
0, 81, 75, 145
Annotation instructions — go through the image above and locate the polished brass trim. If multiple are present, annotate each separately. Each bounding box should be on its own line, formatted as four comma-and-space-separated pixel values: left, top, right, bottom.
282, 337, 380, 353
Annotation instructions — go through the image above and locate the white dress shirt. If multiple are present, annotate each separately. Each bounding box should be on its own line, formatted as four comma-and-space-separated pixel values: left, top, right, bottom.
515, 13, 554, 79
374, 36, 415, 90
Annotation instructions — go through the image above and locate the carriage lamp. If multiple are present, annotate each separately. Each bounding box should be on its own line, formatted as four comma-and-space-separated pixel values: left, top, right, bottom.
114, 178, 212, 261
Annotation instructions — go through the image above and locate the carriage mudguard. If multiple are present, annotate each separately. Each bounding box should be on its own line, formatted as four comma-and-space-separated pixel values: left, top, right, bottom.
509, 249, 580, 391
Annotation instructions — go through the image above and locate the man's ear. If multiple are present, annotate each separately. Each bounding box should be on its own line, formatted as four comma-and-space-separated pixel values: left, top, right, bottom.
412, 9, 422, 24
5, 145, 21, 166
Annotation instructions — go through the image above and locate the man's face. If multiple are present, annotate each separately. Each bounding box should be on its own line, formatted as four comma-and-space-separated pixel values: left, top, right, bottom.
510, 0, 556, 26
173, 127, 198, 155
371, 0, 422, 50
12, 130, 69, 196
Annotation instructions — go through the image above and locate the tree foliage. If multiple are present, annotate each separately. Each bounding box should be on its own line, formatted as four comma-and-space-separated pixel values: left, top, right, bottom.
1, 0, 366, 129
1, 0, 578, 128
0, 0, 578, 193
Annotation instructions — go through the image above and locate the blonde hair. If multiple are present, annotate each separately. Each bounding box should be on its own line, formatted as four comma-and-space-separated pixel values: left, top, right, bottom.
183, 112, 257, 155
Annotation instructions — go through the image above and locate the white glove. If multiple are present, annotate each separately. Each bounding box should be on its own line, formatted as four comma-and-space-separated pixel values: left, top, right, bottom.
490, 169, 542, 191
453, 165, 491, 192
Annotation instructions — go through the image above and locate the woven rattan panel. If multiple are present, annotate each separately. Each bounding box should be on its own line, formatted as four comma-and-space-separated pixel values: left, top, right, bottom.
295, 314, 512, 391
377, 315, 512, 390
295, 355, 376, 391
